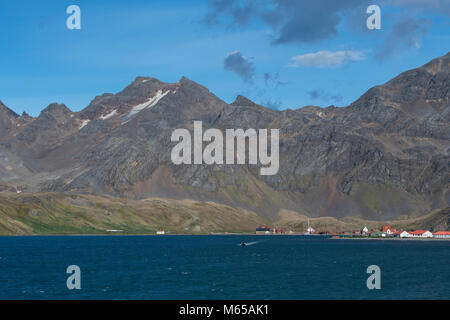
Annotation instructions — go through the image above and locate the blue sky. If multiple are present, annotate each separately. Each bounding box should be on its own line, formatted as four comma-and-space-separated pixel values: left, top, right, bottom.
0, 0, 449, 116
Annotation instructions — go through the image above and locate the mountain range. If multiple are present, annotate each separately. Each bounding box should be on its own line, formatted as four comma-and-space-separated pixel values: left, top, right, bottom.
0, 53, 449, 234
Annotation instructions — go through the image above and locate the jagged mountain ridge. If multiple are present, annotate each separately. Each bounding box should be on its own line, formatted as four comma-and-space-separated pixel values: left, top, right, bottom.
0, 53, 449, 221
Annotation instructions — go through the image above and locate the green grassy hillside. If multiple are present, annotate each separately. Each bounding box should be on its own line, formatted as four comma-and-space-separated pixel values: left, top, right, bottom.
0, 192, 447, 235
0, 192, 269, 235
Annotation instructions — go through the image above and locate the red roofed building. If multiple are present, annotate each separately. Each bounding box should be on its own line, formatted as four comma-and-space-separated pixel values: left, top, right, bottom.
407, 230, 433, 238
269, 228, 285, 234
256, 225, 271, 235
433, 231, 450, 239
381, 225, 396, 235
392, 230, 409, 238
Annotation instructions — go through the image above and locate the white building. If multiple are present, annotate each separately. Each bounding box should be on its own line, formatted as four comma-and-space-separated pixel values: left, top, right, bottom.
407, 230, 432, 238
433, 231, 450, 239
399, 231, 409, 238
382, 225, 396, 235
393, 231, 409, 238
156, 230, 165, 235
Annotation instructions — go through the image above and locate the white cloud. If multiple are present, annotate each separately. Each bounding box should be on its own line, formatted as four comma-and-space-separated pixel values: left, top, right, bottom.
289, 50, 366, 68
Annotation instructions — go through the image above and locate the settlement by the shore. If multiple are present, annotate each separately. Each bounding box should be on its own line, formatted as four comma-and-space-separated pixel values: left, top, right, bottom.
255, 224, 450, 239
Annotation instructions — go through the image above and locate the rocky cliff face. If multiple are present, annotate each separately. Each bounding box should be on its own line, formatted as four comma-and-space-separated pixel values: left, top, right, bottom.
0, 101, 19, 141
0, 53, 449, 221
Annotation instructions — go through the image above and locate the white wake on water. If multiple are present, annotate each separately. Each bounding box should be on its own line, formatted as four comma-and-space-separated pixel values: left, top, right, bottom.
236, 241, 260, 246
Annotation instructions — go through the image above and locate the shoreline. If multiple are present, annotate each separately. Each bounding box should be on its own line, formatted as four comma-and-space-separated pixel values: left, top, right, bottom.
334, 236, 450, 241
0, 233, 449, 241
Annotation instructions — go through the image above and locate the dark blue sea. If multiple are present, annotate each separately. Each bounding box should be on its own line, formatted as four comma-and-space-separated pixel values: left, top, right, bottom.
0, 235, 449, 300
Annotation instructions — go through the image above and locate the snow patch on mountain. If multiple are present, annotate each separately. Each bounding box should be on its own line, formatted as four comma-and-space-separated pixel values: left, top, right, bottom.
124, 90, 170, 119
79, 119, 90, 130
100, 110, 118, 120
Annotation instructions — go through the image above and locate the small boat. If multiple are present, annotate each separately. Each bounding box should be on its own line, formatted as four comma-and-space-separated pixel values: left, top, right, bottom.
240, 242, 247, 246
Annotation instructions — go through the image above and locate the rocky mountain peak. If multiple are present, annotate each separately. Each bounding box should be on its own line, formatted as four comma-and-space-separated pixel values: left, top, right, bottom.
40, 103, 72, 117
177, 76, 209, 91
179, 76, 190, 83
0, 101, 19, 139
21, 111, 32, 119
350, 52, 449, 117
422, 51, 450, 75
231, 95, 259, 107
117, 77, 165, 97
0, 100, 19, 118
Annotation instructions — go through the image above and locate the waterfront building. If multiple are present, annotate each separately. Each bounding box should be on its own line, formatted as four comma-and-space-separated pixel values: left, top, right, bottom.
269, 228, 285, 234
361, 226, 369, 235
305, 219, 316, 235
381, 225, 396, 235
256, 225, 271, 235
370, 230, 384, 237
307, 226, 316, 234
392, 230, 409, 237
407, 230, 433, 238
433, 231, 450, 239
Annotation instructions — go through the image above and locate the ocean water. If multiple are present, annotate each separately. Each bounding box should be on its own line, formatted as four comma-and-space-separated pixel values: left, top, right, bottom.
0, 235, 449, 300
